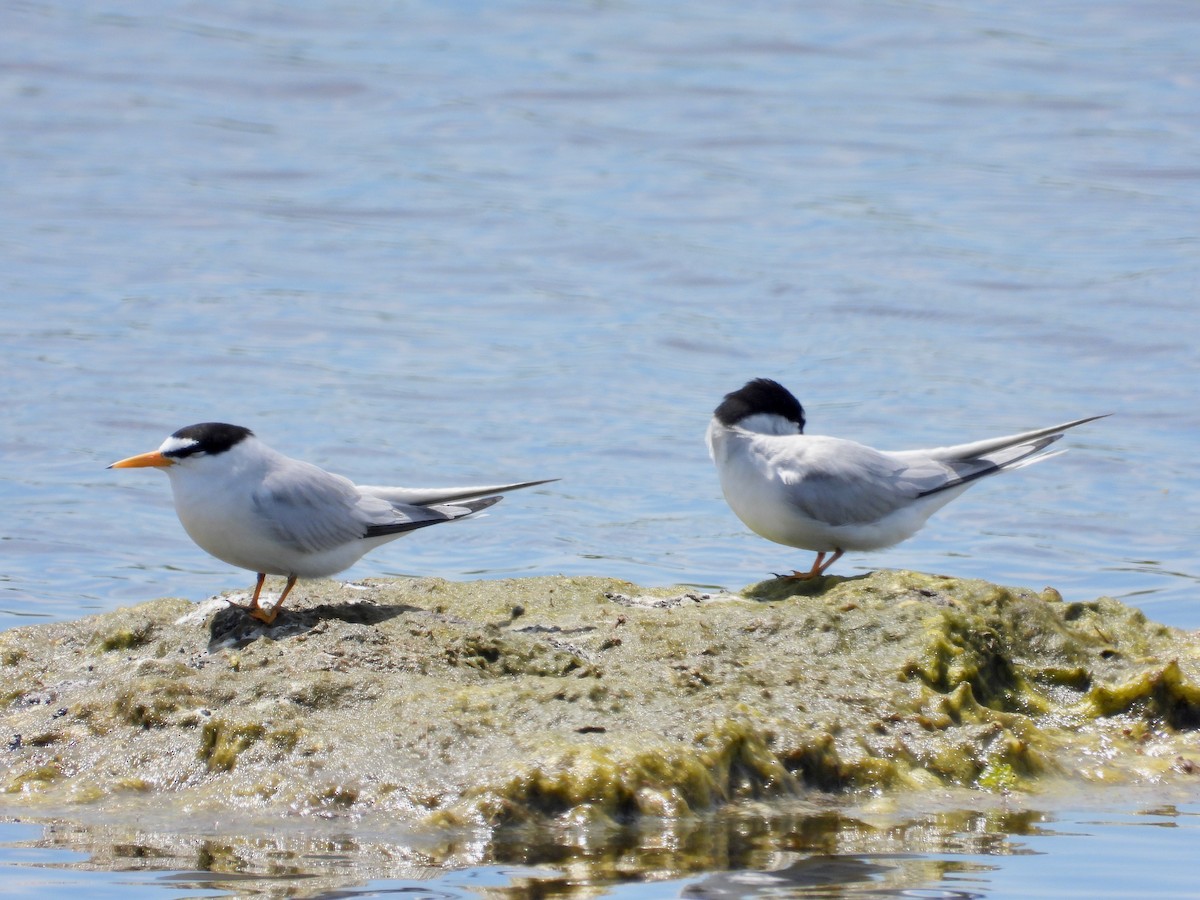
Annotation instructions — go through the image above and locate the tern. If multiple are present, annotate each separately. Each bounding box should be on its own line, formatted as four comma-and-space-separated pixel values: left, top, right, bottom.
110, 422, 555, 623
706, 379, 1105, 579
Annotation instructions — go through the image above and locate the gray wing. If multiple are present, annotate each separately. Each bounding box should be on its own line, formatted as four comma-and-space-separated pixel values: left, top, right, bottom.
252, 460, 452, 554
768, 437, 956, 526
766, 416, 1106, 527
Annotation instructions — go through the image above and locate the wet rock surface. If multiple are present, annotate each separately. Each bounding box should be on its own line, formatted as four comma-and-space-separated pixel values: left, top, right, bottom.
1, 572, 1197, 831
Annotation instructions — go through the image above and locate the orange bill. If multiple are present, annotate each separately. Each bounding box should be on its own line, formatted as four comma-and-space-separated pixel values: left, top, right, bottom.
108, 451, 174, 469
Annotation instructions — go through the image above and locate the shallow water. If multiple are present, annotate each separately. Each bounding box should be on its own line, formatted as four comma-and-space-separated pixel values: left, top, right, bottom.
1, 800, 1198, 899
1, 0, 1198, 896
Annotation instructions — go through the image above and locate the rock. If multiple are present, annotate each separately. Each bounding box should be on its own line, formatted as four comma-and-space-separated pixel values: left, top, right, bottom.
0, 572, 1196, 831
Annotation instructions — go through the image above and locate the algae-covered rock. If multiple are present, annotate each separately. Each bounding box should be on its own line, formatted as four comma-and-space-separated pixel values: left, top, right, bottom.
0, 572, 1196, 831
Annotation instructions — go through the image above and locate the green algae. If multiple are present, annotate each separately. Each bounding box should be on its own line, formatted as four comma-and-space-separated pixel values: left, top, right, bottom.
1081, 659, 1200, 728
0, 572, 1195, 833
436, 717, 798, 828
198, 720, 266, 772
96, 623, 156, 653
5, 762, 62, 794
2, 647, 27, 667
114, 679, 202, 729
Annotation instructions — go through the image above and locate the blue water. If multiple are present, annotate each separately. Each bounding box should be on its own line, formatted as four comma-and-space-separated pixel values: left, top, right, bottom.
1, 804, 1197, 898
1, 0, 1198, 896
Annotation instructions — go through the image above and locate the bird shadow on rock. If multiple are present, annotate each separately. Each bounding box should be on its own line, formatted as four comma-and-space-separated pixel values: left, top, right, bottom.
207, 600, 421, 650
743, 572, 869, 602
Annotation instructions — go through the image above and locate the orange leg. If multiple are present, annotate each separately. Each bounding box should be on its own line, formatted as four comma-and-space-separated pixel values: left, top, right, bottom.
226, 573, 268, 611
249, 574, 297, 625
248, 573, 268, 609
786, 549, 844, 580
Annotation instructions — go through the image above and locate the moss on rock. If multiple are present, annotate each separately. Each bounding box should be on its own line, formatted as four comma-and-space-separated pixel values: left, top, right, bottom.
0, 572, 1195, 831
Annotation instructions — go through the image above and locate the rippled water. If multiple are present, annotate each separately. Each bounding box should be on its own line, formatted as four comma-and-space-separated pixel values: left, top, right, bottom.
1, 0, 1198, 896
1, 801, 1198, 899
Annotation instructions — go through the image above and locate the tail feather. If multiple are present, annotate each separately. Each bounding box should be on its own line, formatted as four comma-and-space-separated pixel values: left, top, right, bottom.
426, 495, 504, 518
359, 478, 557, 508
914, 415, 1106, 499
1002, 447, 1069, 472
915, 414, 1108, 464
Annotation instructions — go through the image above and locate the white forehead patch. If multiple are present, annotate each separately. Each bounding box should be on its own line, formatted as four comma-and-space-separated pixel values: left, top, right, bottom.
159, 435, 200, 455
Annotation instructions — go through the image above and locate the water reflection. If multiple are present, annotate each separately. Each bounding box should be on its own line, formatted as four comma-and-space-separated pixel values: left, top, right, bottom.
680, 857, 982, 899
0, 806, 1065, 899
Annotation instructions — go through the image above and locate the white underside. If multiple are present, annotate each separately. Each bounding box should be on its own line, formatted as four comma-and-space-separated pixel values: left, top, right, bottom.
156, 436, 545, 580
167, 465, 394, 577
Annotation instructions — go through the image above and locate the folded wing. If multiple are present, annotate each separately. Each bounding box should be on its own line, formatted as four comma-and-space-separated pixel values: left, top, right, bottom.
774, 414, 1105, 527
773, 438, 946, 527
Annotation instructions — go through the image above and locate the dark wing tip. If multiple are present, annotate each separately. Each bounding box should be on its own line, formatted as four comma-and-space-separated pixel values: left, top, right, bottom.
364, 495, 507, 539
458, 495, 504, 514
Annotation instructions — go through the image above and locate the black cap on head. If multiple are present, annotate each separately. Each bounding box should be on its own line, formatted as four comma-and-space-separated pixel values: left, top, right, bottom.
165, 423, 254, 459
713, 379, 805, 431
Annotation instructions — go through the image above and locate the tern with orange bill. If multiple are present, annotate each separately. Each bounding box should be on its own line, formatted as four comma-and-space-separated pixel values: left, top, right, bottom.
111, 423, 555, 623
